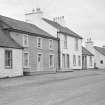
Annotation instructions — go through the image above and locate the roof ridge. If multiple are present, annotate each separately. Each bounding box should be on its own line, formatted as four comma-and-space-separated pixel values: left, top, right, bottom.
42, 18, 82, 39
0, 14, 57, 39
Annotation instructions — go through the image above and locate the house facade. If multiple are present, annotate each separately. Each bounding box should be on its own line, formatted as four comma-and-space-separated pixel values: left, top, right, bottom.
0, 15, 58, 75
25, 8, 83, 71
85, 38, 105, 69
0, 27, 23, 78
82, 47, 94, 69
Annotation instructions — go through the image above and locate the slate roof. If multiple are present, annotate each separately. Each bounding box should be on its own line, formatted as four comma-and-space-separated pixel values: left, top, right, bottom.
82, 47, 94, 56
94, 46, 105, 56
43, 18, 83, 39
0, 28, 22, 49
0, 15, 57, 39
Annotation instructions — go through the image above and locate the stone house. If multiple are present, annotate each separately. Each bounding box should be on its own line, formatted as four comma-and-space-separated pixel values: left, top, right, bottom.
25, 8, 83, 71
0, 15, 58, 75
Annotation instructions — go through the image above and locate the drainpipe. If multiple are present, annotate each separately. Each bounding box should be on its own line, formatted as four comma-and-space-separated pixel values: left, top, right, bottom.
57, 32, 61, 72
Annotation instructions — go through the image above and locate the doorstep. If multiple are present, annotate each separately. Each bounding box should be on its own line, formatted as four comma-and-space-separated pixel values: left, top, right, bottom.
24, 70, 74, 76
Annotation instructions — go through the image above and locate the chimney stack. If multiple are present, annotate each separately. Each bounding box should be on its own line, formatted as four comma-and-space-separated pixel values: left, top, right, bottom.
25, 8, 43, 22
53, 16, 66, 27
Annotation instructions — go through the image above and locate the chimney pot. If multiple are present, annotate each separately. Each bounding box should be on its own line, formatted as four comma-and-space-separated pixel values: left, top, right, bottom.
32, 8, 35, 13
36, 8, 41, 12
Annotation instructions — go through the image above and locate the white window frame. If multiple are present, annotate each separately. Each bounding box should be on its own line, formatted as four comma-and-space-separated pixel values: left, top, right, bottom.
89, 56, 92, 66
23, 34, 29, 47
49, 54, 54, 68
73, 55, 76, 66
75, 38, 79, 51
37, 53, 43, 65
49, 39, 54, 50
23, 52, 30, 68
62, 54, 66, 68
37, 37, 42, 49
78, 56, 81, 66
64, 35, 67, 49
5, 49, 13, 69
67, 54, 70, 68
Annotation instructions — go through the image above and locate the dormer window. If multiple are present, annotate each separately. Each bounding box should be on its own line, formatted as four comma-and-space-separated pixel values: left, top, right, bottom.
49, 39, 53, 50
37, 37, 42, 48
23, 34, 29, 47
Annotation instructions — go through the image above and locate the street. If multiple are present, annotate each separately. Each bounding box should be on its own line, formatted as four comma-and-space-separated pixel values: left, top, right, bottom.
0, 70, 105, 105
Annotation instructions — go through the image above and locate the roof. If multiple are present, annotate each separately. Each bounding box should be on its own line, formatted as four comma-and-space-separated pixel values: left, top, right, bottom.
0, 28, 22, 49
94, 46, 105, 56
82, 47, 94, 56
0, 15, 57, 40
42, 18, 83, 39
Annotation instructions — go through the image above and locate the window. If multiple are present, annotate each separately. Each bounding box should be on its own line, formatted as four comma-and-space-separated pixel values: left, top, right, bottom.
49, 39, 53, 49
75, 38, 79, 50
5, 50, 12, 69
64, 35, 67, 49
100, 60, 103, 64
62, 54, 70, 68
62, 54, 66, 68
78, 56, 81, 66
49, 55, 54, 68
73, 55, 76, 66
67, 54, 70, 68
23, 34, 29, 47
89, 56, 92, 66
24, 52, 29, 68
37, 54, 42, 63
37, 37, 42, 48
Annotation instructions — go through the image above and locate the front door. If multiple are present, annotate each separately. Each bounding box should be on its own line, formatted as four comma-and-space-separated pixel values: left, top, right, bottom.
82, 55, 87, 69
37, 54, 42, 71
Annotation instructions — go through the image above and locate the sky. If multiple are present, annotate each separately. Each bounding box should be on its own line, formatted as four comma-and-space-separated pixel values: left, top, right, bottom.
0, 0, 105, 46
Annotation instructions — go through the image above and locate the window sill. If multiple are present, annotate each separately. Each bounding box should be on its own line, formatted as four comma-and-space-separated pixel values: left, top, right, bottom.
49, 48, 54, 51
37, 47, 43, 50
23, 45, 29, 48
5, 66, 12, 69
23, 66, 30, 69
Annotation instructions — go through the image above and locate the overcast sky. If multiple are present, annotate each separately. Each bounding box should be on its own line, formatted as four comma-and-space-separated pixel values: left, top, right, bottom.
0, 0, 105, 46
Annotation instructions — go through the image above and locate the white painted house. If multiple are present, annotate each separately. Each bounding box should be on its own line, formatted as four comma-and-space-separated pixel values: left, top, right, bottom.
86, 38, 105, 69
25, 8, 83, 71
0, 27, 23, 78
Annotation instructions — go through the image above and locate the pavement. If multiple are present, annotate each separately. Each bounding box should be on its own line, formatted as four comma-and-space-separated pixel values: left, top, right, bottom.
0, 69, 105, 105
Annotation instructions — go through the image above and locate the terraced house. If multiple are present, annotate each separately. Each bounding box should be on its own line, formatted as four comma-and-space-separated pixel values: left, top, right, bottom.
0, 15, 58, 76
25, 8, 83, 71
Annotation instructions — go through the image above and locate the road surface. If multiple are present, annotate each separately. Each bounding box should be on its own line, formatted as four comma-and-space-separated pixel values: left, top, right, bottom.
0, 70, 105, 105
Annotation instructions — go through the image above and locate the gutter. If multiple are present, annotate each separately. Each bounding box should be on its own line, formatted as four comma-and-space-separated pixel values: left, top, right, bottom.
3, 28, 58, 41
